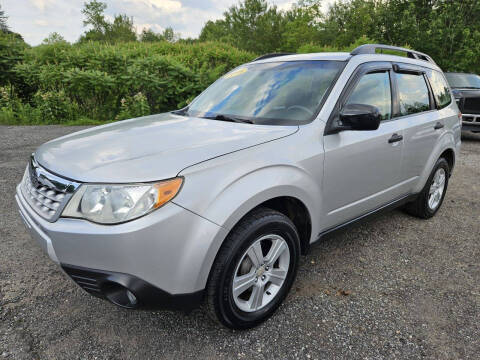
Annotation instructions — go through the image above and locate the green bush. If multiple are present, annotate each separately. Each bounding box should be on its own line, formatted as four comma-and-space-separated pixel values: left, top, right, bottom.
34, 90, 79, 124
116, 92, 150, 121
2, 40, 255, 125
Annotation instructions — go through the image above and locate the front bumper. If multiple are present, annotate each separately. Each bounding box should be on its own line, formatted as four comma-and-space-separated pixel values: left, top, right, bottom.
61, 264, 204, 310
16, 184, 227, 310
462, 114, 480, 131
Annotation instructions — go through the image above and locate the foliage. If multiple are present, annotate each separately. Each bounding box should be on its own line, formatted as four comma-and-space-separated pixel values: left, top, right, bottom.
1, 41, 254, 124
0, 32, 27, 87
34, 90, 79, 124
200, 0, 286, 53
0, 4, 8, 32
79, 1, 136, 43
3, 0, 480, 125
116, 92, 150, 121
140, 27, 179, 43
42, 32, 68, 45
198, 0, 480, 74
297, 36, 375, 53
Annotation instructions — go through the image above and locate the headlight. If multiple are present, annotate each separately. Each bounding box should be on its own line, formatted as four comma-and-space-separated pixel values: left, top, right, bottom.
62, 178, 183, 224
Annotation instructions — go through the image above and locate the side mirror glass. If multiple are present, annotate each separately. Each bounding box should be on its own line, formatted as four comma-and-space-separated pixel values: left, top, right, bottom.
338, 104, 381, 131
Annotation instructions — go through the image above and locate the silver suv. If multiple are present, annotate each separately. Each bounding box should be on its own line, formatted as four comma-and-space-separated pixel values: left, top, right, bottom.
16, 44, 461, 329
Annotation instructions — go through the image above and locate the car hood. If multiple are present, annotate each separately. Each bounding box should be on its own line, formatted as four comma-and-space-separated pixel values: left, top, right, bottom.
35, 113, 298, 183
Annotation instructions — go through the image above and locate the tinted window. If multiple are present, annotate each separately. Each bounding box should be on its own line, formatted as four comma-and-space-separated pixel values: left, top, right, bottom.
345, 71, 391, 120
427, 70, 451, 109
396, 73, 430, 116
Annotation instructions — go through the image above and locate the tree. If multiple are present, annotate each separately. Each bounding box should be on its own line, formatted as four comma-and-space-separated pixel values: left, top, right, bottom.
281, 2, 324, 52
107, 14, 136, 42
0, 4, 9, 32
202, 0, 286, 53
140, 27, 179, 43
140, 28, 164, 42
42, 32, 68, 45
199, 20, 233, 44
0, 32, 26, 86
162, 27, 178, 43
82, 0, 108, 33
79, 1, 136, 43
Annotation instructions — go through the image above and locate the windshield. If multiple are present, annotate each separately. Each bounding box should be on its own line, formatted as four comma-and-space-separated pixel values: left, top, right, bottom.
186, 60, 345, 125
445, 73, 480, 89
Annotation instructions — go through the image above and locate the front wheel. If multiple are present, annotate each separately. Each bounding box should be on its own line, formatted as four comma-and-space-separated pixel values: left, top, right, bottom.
404, 157, 450, 219
205, 208, 300, 329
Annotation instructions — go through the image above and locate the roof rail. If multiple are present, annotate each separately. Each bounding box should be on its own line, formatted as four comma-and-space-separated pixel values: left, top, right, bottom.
351, 44, 435, 64
253, 53, 296, 61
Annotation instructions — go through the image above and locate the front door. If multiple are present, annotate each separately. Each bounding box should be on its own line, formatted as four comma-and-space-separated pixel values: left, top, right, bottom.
322, 64, 405, 230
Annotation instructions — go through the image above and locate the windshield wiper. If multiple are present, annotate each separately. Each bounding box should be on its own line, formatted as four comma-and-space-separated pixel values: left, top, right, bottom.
456, 86, 480, 89
204, 114, 254, 124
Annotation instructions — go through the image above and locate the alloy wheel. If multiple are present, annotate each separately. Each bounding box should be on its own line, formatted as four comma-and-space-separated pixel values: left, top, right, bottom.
232, 234, 290, 313
428, 167, 446, 210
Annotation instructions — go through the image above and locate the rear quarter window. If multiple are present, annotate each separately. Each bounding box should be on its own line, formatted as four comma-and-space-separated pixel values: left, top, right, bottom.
426, 70, 452, 109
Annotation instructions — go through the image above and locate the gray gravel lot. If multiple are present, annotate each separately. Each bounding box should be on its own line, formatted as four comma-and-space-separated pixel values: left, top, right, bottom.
0, 125, 479, 360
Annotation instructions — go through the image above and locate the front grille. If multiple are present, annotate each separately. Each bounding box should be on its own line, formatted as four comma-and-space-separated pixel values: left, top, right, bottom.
462, 114, 480, 123
463, 98, 480, 114
20, 155, 80, 222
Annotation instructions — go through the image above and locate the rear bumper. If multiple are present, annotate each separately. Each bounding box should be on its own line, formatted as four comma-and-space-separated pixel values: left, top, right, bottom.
15, 184, 227, 310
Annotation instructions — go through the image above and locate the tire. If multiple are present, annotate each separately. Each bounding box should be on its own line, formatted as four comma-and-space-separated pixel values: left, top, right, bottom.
404, 157, 450, 219
205, 207, 300, 329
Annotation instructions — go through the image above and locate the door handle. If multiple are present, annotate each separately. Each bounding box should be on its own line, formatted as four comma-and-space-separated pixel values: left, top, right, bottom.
434, 122, 444, 130
388, 133, 403, 143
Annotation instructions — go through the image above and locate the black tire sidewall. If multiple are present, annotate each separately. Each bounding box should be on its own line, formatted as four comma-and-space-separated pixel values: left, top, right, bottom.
422, 158, 450, 217
215, 213, 300, 329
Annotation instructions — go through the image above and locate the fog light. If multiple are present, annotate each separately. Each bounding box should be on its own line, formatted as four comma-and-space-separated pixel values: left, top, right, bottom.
103, 282, 139, 309
126, 290, 137, 306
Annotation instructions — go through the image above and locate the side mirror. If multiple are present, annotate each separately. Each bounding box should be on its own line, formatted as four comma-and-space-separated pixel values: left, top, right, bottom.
338, 104, 381, 131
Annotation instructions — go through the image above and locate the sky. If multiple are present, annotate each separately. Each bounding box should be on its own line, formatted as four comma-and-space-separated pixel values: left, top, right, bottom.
2, 0, 335, 45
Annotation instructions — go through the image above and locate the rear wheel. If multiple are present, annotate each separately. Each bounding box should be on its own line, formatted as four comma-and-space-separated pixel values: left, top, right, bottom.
206, 208, 300, 329
404, 158, 450, 219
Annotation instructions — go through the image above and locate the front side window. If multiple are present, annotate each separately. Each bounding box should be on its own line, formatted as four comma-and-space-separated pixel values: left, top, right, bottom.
427, 70, 452, 109
345, 71, 392, 120
186, 60, 345, 125
396, 73, 431, 116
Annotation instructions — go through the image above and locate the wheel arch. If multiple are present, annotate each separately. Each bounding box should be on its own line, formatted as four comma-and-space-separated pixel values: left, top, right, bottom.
439, 148, 455, 175
197, 188, 317, 292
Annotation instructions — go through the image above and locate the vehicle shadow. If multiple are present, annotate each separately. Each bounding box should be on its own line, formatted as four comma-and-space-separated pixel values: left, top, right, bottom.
461, 130, 480, 142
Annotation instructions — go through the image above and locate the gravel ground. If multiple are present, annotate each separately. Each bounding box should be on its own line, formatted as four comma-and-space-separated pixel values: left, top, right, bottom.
0, 126, 479, 360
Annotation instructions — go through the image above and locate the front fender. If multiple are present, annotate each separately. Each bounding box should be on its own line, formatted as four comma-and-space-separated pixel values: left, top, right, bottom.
173, 150, 323, 290
210, 165, 319, 233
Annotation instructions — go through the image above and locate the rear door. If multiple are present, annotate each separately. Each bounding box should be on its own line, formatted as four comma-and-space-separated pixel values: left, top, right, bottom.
322, 62, 405, 229
394, 64, 446, 191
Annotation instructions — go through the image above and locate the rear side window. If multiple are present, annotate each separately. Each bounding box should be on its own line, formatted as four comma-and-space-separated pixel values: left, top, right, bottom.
426, 70, 452, 109
396, 73, 430, 116
345, 71, 392, 120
